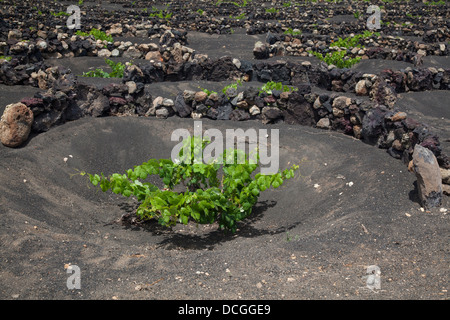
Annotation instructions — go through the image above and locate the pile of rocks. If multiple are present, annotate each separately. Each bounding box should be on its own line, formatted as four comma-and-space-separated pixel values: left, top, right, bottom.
0, 28, 190, 61
1, 66, 449, 206
1, 0, 449, 40
2, 74, 446, 169
256, 33, 448, 63
150, 86, 448, 168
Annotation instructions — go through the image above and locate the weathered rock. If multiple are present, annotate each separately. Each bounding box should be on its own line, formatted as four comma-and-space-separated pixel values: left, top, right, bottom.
361, 106, 388, 145
86, 93, 110, 117
123, 64, 145, 83
32, 110, 61, 132
111, 49, 120, 57
123, 47, 142, 59
229, 109, 250, 121
248, 105, 260, 116
208, 57, 239, 82
97, 49, 112, 58
412, 144, 443, 208
261, 106, 283, 124
316, 118, 330, 129
332, 96, 352, 110
173, 93, 192, 117
370, 78, 397, 108
0, 103, 34, 147
156, 107, 171, 119
194, 91, 208, 103
283, 92, 315, 126
108, 26, 123, 36
355, 80, 368, 95
253, 41, 270, 59
181, 90, 195, 104
191, 112, 203, 119
353, 125, 362, 139
159, 30, 176, 47
8, 29, 22, 40
195, 104, 208, 115
20, 98, 45, 116
389, 111, 407, 122
236, 100, 249, 109
125, 81, 137, 94
134, 88, 153, 116
332, 107, 345, 118
216, 103, 233, 120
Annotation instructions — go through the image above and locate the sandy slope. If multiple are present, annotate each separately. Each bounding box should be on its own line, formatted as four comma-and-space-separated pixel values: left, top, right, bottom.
0, 116, 448, 299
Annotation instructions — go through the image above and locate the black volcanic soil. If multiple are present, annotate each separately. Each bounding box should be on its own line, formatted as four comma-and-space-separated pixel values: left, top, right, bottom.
0, 117, 449, 300
0, 0, 449, 301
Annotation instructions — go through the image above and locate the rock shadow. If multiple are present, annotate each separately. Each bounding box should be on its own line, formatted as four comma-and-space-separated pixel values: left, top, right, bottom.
113, 199, 301, 250
408, 180, 421, 206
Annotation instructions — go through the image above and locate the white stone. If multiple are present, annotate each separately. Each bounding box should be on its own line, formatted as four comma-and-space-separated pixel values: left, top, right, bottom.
111, 49, 120, 57
249, 105, 260, 116
97, 49, 111, 57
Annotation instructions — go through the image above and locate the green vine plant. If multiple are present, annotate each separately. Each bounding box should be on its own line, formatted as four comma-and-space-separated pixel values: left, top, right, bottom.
259, 81, 298, 96
284, 28, 302, 36
77, 136, 299, 233
149, 6, 173, 20
81, 59, 127, 78
223, 79, 243, 96
265, 7, 279, 14
198, 86, 218, 96
309, 50, 362, 69
229, 12, 246, 20
50, 11, 71, 17
309, 31, 380, 68
217, 0, 251, 7
76, 28, 114, 42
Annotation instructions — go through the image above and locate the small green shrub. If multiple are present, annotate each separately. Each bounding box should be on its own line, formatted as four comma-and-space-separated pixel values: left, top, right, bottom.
265, 8, 279, 14
231, 0, 251, 7
309, 50, 361, 69
51, 11, 70, 17
284, 28, 302, 36
330, 31, 379, 49
223, 79, 243, 96
79, 136, 298, 233
309, 31, 380, 69
0, 55, 12, 61
425, 0, 445, 5
76, 28, 113, 42
149, 7, 173, 20
229, 12, 246, 20
259, 81, 298, 96
198, 87, 218, 96
81, 59, 127, 78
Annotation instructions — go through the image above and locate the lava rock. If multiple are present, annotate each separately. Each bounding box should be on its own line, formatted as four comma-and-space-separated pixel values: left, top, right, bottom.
283, 92, 315, 126
412, 144, 443, 209
229, 109, 250, 121
174, 92, 193, 118
0, 103, 34, 147
316, 117, 330, 129
261, 106, 283, 124
361, 106, 389, 145
216, 103, 233, 120
253, 41, 269, 59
